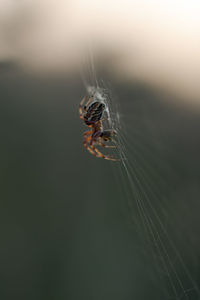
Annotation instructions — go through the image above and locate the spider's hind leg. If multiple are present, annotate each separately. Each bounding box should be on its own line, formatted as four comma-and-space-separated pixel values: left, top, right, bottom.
79, 96, 87, 119
79, 96, 94, 119
84, 96, 94, 110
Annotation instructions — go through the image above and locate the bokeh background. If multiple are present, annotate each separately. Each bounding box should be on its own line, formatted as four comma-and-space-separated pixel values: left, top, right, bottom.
0, 1, 200, 299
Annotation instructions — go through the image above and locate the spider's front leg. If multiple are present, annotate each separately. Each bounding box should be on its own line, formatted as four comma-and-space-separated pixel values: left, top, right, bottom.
84, 96, 93, 110
82, 130, 120, 161
98, 142, 118, 148
90, 144, 120, 161
97, 130, 118, 148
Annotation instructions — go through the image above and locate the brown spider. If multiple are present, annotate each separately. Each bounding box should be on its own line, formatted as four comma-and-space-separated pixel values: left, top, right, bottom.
79, 95, 119, 161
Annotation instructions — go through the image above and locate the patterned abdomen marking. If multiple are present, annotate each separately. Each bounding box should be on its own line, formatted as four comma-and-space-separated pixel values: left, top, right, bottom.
84, 102, 105, 124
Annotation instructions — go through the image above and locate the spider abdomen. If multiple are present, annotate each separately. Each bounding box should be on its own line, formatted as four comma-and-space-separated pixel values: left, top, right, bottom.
84, 101, 105, 125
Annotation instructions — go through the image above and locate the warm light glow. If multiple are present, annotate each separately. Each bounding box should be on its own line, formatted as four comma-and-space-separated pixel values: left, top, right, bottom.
0, 0, 200, 103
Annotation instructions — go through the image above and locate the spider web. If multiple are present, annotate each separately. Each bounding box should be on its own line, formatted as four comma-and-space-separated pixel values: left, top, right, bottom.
80, 51, 200, 300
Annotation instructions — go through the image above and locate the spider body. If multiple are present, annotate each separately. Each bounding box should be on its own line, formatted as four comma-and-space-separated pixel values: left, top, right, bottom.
84, 101, 105, 126
79, 96, 119, 161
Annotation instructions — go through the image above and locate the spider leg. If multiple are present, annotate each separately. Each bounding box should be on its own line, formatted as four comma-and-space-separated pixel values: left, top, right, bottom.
83, 135, 100, 158
97, 142, 118, 148
80, 96, 88, 106
79, 96, 87, 119
101, 117, 108, 122
90, 144, 120, 161
85, 96, 93, 109
79, 96, 94, 119
83, 134, 120, 161
83, 130, 93, 137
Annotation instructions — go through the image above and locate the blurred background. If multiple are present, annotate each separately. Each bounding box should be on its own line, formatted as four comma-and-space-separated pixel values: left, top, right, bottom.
0, 1, 200, 299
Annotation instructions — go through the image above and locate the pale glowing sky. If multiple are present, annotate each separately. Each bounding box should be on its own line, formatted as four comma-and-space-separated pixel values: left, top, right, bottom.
0, 0, 200, 103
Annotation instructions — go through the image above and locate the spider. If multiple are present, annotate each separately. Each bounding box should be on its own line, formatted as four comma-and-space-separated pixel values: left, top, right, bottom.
79, 95, 119, 161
